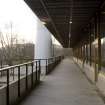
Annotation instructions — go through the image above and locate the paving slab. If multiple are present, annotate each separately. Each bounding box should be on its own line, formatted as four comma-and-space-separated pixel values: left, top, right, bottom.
20, 58, 104, 105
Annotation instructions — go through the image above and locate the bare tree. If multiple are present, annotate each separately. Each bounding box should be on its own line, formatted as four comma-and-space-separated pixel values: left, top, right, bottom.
0, 23, 34, 67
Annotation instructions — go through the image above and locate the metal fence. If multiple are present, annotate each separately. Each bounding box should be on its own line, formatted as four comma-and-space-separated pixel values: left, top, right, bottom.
0, 56, 63, 105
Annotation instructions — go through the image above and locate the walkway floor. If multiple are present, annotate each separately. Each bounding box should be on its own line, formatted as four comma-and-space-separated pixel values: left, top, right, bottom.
20, 58, 104, 105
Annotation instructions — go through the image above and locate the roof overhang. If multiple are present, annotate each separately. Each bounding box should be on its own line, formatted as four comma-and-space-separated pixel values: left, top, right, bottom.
24, 0, 103, 48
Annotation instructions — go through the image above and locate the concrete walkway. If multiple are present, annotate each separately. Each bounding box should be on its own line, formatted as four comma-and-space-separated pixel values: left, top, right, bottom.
20, 58, 104, 105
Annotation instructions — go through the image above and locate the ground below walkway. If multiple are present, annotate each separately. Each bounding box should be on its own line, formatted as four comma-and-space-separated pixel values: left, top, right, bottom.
20, 58, 104, 105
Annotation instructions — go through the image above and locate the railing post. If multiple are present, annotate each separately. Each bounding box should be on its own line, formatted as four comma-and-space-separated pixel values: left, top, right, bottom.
89, 23, 92, 66
36, 61, 38, 83
18, 66, 20, 97
13, 68, 14, 80
46, 59, 48, 75
26, 64, 28, 90
31, 63, 33, 88
7, 69, 9, 105
38, 60, 41, 81
97, 12, 101, 71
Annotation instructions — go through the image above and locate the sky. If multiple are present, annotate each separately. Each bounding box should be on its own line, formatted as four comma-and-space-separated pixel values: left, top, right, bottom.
0, 0, 61, 46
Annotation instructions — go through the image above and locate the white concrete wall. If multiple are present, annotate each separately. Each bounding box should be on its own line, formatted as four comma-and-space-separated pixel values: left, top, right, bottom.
96, 72, 105, 96
35, 18, 52, 60
63, 48, 73, 57
53, 44, 63, 57
73, 57, 105, 96
53, 47, 73, 57
73, 57, 95, 82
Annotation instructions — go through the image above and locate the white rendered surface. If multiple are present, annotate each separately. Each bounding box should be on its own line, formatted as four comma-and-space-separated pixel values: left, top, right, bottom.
35, 18, 52, 66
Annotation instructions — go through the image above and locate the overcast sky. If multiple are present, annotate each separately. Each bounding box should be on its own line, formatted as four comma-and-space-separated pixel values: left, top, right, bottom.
0, 0, 61, 46
0, 0, 37, 43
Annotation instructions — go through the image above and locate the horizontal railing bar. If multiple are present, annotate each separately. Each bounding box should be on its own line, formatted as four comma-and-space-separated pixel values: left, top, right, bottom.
0, 57, 61, 62
2, 55, 63, 105
0, 61, 38, 72
0, 56, 62, 72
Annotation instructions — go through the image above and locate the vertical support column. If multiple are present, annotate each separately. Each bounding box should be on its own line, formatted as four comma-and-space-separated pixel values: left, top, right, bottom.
35, 18, 52, 66
83, 44, 85, 66
81, 46, 82, 60
76, 47, 78, 62
86, 44, 88, 63
97, 12, 101, 71
35, 18, 53, 75
94, 14, 98, 82
89, 23, 92, 66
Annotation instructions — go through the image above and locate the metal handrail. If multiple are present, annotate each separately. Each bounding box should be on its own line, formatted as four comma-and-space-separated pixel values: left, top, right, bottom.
0, 56, 62, 73
1, 60, 41, 105
0, 55, 63, 105
0, 61, 36, 72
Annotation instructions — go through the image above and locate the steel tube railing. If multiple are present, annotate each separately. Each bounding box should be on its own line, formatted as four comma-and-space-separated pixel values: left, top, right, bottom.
0, 56, 63, 105
18, 66, 20, 97
31, 62, 34, 88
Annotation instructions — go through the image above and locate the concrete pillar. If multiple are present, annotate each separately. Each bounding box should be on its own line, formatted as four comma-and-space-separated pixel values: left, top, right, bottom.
35, 18, 52, 65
